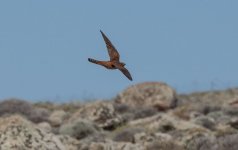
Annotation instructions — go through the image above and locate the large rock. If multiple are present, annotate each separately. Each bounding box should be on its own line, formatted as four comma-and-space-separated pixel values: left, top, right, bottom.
115, 82, 177, 110
37, 122, 52, 133
0, 115, 79, 150
49, 110, 67, 127
69, 101, 123, 130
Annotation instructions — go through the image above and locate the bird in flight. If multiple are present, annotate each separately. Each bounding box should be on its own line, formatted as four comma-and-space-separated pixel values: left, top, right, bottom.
88, 30, 133, 81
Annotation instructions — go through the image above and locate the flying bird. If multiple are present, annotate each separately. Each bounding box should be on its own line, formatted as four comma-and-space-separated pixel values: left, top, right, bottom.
88, 30, 133, 81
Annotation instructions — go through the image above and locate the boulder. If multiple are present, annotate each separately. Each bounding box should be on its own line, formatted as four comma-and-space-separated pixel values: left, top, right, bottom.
0, 115, 79, 150
49, 110, 67, 127
69, 101, 123, 130
116, 82, 177, 110
37, 122, 52, 132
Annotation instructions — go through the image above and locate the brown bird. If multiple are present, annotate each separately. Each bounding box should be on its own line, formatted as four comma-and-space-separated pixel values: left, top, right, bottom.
88, 30, 133, 81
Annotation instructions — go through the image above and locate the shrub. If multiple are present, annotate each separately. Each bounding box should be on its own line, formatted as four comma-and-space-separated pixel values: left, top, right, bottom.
29, 107, 50, 123
185, 134, 215, 150
113, 127, 144, 143
113, 103, 131, 114
147, 140, 184, 150
0, 99, 49, 123
186, 133, 238, 150
193, 116, 216, 131
216, 133, 238, 150
0, 99, 32, 116
59, 119, 100, 140
200, 105, 222, 115
172, 106, 191, 120
113, 102, 158, 122
133, 107, 158, 120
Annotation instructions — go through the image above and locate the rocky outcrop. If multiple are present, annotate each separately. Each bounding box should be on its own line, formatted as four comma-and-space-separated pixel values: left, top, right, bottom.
69, 101, 123, 130
116, 82, 177, 110
0, 115, 79, 150
37, 122, 52, 132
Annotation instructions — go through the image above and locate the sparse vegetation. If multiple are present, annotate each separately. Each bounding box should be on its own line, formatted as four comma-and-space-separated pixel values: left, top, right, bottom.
193, 116, 216, 130
0, 99, 32, 116
216, 133, 238, 150
0, 99, 49, 123
29, 107, 50, 123
133, 106, 158, 120
59, 119, 100, 140
112, 127, 144, 143
34, 101, 81, 113
173, 105, 191, 120
113, 102, 158, 123
147, 140, 184, 150
185, 134, 215, 150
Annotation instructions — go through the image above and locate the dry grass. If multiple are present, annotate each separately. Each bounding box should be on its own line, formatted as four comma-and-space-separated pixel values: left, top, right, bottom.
34, 101, 81, 114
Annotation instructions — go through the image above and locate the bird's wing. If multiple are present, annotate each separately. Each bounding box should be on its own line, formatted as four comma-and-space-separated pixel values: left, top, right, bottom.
100, 30, 120, 61
114, 63, 133, 81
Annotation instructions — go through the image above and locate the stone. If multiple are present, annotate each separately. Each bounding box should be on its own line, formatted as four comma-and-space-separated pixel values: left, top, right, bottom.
116, 82, 177, 110
37, 122, 52, 133
0, 115, 79, 150
49, 110, 67, 127
69, 101, 123, 130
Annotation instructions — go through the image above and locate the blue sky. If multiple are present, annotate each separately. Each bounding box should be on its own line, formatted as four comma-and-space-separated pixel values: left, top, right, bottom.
0, 1, 237, 102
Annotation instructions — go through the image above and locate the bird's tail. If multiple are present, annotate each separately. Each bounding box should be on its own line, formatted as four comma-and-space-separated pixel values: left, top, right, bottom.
88, 58, 100, 64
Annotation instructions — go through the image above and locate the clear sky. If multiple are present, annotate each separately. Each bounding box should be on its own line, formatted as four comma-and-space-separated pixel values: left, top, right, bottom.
0, 1, 237, 102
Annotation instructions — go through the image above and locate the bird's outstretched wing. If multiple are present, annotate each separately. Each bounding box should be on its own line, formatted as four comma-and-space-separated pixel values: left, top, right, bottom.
100, 30, 120, 61
114, 63, 133, 81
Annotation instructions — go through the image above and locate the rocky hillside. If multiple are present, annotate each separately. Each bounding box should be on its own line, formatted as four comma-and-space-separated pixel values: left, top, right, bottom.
0, 82, 238, 150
